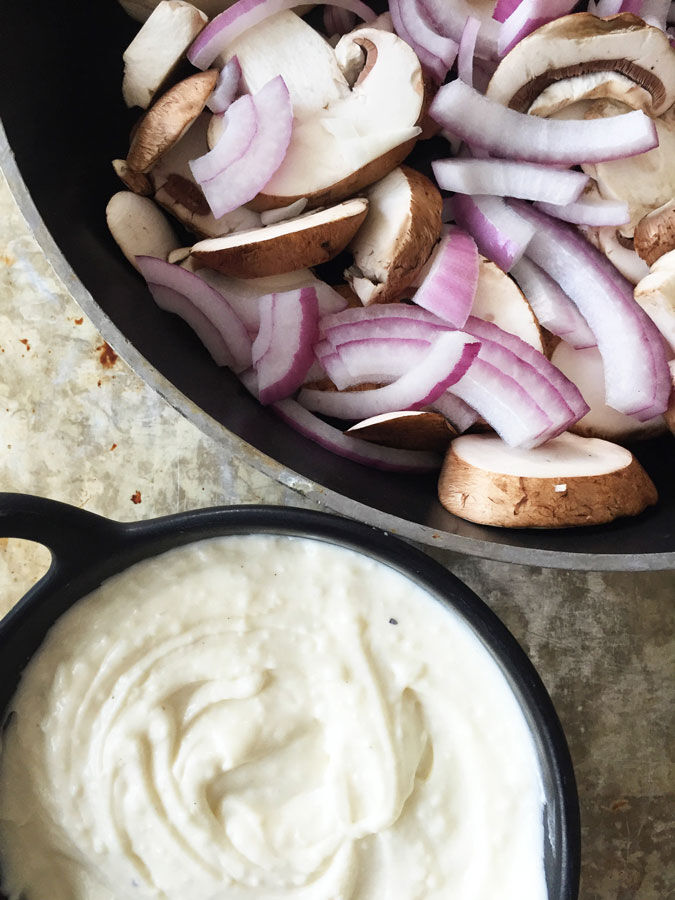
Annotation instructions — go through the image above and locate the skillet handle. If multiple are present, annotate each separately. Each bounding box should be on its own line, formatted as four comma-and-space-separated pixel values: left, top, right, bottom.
0, 492, 124, 571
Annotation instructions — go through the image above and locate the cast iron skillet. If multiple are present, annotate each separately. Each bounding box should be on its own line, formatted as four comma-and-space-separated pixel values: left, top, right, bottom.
0, 0, 673, 570
0, 492, 580, 899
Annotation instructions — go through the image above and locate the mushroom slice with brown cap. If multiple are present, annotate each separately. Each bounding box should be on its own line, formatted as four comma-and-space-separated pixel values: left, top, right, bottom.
438, 431, 658, 528
106, 192, 181, 271
633, 248, 675, 355
149, 113, 261, 238
527, 71, 653, 118
345, 166, 442, 305
345, 410, 455, 452
112, 159, 153, 195
126, 69, 219, 174
580, 104, 675, 239
486, 13, 675, 117
251, 28, 424, 210
634, 200, 675, 267
122, 0, 208, 109
190, 198, 368, 277
470, 257, 544, 354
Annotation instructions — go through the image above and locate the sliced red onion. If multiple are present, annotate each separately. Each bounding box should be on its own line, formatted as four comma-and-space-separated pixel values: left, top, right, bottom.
430, 79, 658, 166
323, 5, 357, 34
389, 0, 457, 83
144, 284, 237, 367
617, 0, 644, 12
239, 369, 441, 471
497, 1, 579, 57
189, 0, 376, 69
198, 76, 293, 219
448, 358, 553, 448
639, 0, 670, 29
325, 316, 446, 348
492, 0, 520, 22
412, 226, 479, 327
251, 293, 274, 365
448, 193, 535, 271
433, 158, 590, 205
458, 16, 481, 87
206, 56, 242, 114
298, 332, 480, 419
254, 287, 320, 405
314, 338, 362, 389
465, 315, 589, 429
336, 337, 434, 382
136, 256, 252, 371
428, 392, 480, 433
534, 196, 630, 228
508, 200, 670, 420
189, 92, 257, 184
320, 303, 446, 336
418, 0, 500, 60
510, 257, 597, 349
591, 0, 623, 13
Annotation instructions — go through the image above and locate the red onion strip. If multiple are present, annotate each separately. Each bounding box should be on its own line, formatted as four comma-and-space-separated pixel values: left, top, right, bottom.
433, 158, 590, 205
590, 0, 623, 14
492, 0, 520, 22
417, 0, 500, 61
206, 56, 242, 114
239, 370, 441, 471
412, 226, 479, 327
448, 358, 553, 448
509, 200, 670, 420
189, 92, 257, 183
388, 0, 456, 83
510, 258, 597, 349
497, 1, 579, 56
145, 284, 237, 368
534, 196, 630, 227
255, 287, 320, 405
337, 337, 435, 382
198, 75, 293, 219
298, 332, 480, 419
448, 193, 535, 272
325, 316, 446, 348
136, 256, 252, 371
188, 0, 376, 69
639, 0, 670, 29
430, 79, 658, 166
320, 303, 446, 336
457, 16, 481, 87
428, 392, 480, 433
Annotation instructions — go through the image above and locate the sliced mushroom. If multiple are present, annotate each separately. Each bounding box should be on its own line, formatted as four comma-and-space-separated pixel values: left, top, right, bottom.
345, 166, 442, 305
150, 113, 262, 238
633, 248, 675, 356
345, 410, 455, 452
471, 257, 545, 354
246, 28, 424, 209
190, 198, 368, 277
219, 11, 350, 119
122, 0, 208, 109
551, 342, 666, 442
581, 104, 675, 238
438, 431, 658, 528
126, 69, 218, 173
634, 199, 675, 266
112, 159, 153, 195
527, 70, 653, 118
106, 191, 180, 271
119, 0, 240, 21
580, 225, 649, 285
486, 13, 675, 117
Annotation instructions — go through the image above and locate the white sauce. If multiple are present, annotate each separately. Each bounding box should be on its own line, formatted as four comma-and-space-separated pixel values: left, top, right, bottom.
0, 535, 547, 900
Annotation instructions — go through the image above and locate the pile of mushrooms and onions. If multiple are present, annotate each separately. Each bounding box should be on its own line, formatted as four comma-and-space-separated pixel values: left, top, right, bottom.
107, 0, 675, 529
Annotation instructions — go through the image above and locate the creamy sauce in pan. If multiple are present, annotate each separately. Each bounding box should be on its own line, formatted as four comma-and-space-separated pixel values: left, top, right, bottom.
0, 535, 547, 899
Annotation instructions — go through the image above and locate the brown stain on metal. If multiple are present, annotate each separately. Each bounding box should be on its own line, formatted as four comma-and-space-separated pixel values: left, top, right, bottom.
97, 342, 118, 368
74, 317, 84, 325
131, 490, 142, 505
110, 443, 118, 451
0, 253, 15, 266
19, 338, 30, 351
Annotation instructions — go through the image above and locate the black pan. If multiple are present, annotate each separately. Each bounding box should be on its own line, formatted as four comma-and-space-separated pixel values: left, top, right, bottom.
1, 0, 671, 569
0, 492, 580, 899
